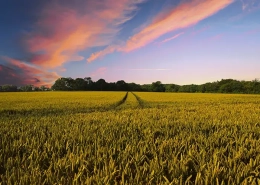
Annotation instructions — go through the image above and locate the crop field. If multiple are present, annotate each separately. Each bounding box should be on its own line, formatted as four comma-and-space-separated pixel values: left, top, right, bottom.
0, 92, 260, 184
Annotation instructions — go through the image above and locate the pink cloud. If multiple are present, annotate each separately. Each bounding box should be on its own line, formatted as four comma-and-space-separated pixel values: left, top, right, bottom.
116, 68, 171, 71
2, 0, 146, 85
208, 33, 224, 42
1, 56, 60, 87
159, 32, 185, 44
57, 67, 67, 72
25, 0, 145, 68
245, 28, 260, 35
88, 0, 234, 61
87, 45, 120, 62
123, 0, 234, 52
91, 67, 107, 77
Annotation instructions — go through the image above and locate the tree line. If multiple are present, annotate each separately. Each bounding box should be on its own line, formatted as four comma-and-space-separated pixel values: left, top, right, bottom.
1, 77, 260, 94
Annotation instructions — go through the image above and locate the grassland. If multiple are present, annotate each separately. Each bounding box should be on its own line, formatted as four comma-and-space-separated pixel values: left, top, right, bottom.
0, 92, 260, 184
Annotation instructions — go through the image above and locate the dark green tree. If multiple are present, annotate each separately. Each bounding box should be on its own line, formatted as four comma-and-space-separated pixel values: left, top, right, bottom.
116, 80, 128, 91
165, 84, 180, 92
20, 85, 33, 92
74, 78, 87, 91
1, 85, 17, 92
95, 79, 107, 91
52, 78, 73, 91
151, 81, 165, 92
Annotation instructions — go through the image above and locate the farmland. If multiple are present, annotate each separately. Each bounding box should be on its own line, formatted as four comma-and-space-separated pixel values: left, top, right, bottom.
0, 92, 260, 184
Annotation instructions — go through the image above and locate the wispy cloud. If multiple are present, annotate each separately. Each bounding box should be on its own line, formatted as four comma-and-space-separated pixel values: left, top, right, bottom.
159, 32, 184, 44
116, 68, 171, 71
208, 33, 224, 42
88, 0, 234, 61
88, 45, 120, 63
245, 28, 260, 35
241, 0, 260, 11
2, 0, 146, 85
26, 0, 145, 68
228, 0, 260, 23
91, 67, 107, 77
123, 0, 234, 52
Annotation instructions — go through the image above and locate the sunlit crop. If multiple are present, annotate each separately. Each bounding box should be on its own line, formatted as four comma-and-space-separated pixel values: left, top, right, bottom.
0, 92, 260, 184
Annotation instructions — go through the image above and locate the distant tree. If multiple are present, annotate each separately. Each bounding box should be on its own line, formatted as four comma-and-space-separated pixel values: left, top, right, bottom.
165, 84, 179, 92
34, 87, 40, 91
178, 85, 189, 92
3, 76, 260, 94
52, 78, 73, 91
116, 80, 128, 91
252, 79, 260, 93
203, 82, 219, 92
84, 77, 93, 84
128, 83, 143, 91
140, 84, 151, 92
84, 77, 93, 90
95, 79, 107, 91
66, 77, 75, 90
20, 85, 33, 92
219, 80, 243, 93
198, 84, 206, 93
219, 83, 232, 93
106, 82, 116, 91
218, 79, 234, 86
74, 78, 87, 91
151, 81, 165, 92
40, 85, 46, 91
189, 84, 198, 93
1, 85, 17, 92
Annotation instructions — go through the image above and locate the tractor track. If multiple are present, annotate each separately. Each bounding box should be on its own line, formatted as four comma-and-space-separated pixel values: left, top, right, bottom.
114, 92, 147, 109
110, 92, 129, 109
0, 92, 148, 117
131, 92, 146, 108
0, 92, 130, 117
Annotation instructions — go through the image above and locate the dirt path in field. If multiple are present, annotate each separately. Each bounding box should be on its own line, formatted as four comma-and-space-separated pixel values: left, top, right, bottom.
110, 92, 128, 109
131, 92, 146, 108
1, 92, 130, 117
111, 92, 146, 110
1, 92, 147, 117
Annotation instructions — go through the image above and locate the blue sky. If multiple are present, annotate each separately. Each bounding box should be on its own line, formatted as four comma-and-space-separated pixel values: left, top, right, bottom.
0, 0, 259, 86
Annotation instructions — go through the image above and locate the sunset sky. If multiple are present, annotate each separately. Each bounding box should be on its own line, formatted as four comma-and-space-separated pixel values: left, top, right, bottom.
0, 0, 260, 86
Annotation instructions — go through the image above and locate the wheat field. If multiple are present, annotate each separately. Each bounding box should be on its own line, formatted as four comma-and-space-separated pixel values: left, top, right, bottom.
0, 92, 260, 184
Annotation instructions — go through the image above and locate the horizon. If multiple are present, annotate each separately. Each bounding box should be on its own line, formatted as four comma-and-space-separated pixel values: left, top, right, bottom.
0, 0, 260, 86
1, 77, 259, 88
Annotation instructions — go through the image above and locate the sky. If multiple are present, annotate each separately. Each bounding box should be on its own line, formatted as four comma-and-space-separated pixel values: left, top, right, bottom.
0, 0, 260, 87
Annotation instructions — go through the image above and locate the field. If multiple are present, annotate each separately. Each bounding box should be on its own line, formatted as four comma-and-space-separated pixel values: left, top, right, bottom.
0, 92, 260, 184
